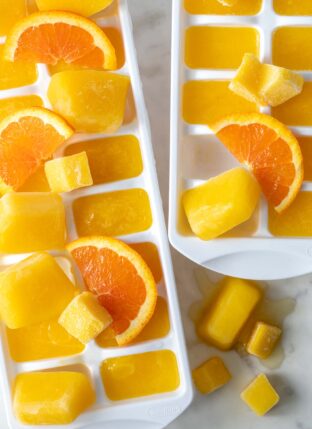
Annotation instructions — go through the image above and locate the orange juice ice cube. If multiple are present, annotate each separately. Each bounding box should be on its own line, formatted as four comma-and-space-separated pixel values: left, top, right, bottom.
272, 82, 312, 126
45, 152, 93, 193
273, 27, 312, 70
65, 136, 143, 185
0, 96, 43, 122
73, 189, 152, 237
182, 168, 260, 240
298, 137, 312, 181
19, 165, 50, 192
36, 0, 114, 16
0, 0, 27, 36
0, 193, 66, 253
101, 350, 180, 400
274, 0, 312, 15
0, 252, 77, 329
7, 320, 84, 362
269, 192, 312, 237
230, 54, 304, 106
183, 80, 258, 125
185, 27, 259, 69
0, 45, 37, 90
48, 70, 130, 133
192, 356, 231, 394
241, 374, 279, 416
184, 0, 262, 15
13, 371, 96, 424
246, 322, 282, 359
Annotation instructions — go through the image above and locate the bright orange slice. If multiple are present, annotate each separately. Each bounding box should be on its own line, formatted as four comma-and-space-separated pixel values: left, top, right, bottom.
212, 113, 303, 212
0, 107, 73, 194
4, 11, 116, 70
67, 237, 157, 345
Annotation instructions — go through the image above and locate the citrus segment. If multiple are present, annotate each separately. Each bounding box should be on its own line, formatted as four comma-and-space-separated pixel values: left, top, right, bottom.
35, 0, 114, 16
212, 113, 303, 212
67, 237, 157, 345
0, 107, 73, 192
4, 11, 116, 70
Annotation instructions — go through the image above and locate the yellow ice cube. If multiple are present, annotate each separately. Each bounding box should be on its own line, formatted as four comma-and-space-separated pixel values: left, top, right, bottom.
230, 54, 304, 106
13, 371, 96, 424
0, 46, 37, 90
247, 322, 282, 359
0, 252, 77, 329
48, 70, 130, 133
184, 0, 262, 15
197, 277, 262, 350
182, 168, 260, 240
192, 357, 231, 395
241, 374, 280, 416
0, 193, 66, 253
0, 0, 27, 36
45, 152, 93, 193
36, 0, 113, 16
59, 292, 112, 344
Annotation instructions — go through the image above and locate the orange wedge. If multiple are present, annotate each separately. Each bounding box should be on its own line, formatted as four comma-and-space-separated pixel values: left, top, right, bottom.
212, 113, 303, 212
0, 107, 73, 194
67, 237, 157, 346
4, 11, 116, 70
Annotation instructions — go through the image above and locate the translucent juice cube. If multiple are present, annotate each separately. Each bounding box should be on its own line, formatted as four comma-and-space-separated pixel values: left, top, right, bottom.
183, 80, 258, 125
36, 0, 113, 16
274, 0, 312, 15
241, 374, 279, 416
45, 152, 93, 193
269, 192, 312, 237
273, 27, 312, 70
184, 0, 262, 15
0, 252, 77, 329
96, 296, 170, 347
19, 165, 51, 192
0, 46, 37, 90
0, 96, 43, 122
298, 137, 312, 181
48, 70, 130, 133
182, 168, 260, 240
0, 193, 66, 253
73, 189, 152, 237
192, 357, 231, 394
129, 242, 163, 283
272, 82, 312, 126
7, 320, 84, 362
13, 371, 96, 424
0, 0, 27, 36
185, 26, 259, 69
65, 135, 143, 185
100, 350, 180, 400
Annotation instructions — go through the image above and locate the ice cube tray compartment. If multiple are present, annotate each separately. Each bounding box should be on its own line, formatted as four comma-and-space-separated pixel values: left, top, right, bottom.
169, 0, 312, 280
0, 1, 193, 428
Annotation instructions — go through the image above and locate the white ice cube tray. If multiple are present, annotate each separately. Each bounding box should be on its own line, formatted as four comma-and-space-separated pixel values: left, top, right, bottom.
0, 1, 193, 428
169, 0, 312, 280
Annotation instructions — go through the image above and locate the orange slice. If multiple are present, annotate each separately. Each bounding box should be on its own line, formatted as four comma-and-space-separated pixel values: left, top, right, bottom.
212, 113, 303, 212
67, 237, 157, 345
0, 107, 73, 194
4, 11, 116, 70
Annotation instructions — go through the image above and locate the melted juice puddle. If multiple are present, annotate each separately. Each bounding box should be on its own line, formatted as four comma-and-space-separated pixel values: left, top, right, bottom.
190, 268, 296, 369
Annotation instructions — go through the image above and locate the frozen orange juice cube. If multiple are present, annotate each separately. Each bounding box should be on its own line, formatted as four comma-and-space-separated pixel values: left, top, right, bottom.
241, 374, 279, 416
0, 252, 77, 329
101, 350, 180, 400
183, 80, 258, 125
182, 168, 260, 240
0, 193, 66, 253
185, 26, 259, 69
7, 320, 84, 362
19, 165, 50, 192
48, 70, 130, 133
73, 189, 152, 237
298, 137, 312, 181
0, 0, 27, 36
36, 0, 114, 16
247, 322, 282, 359
272, 82, 312, 126
13, 371, 96, 424
184, 0, 262, 15
273, 27, 312, 70
0, 96, 43, 122
192, 357, 231, 394
0, 46, 37, 90
45, 152, 93, 193
65, 136, 143, 185
269, 192, 312, 237
274, 0, 312, 15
